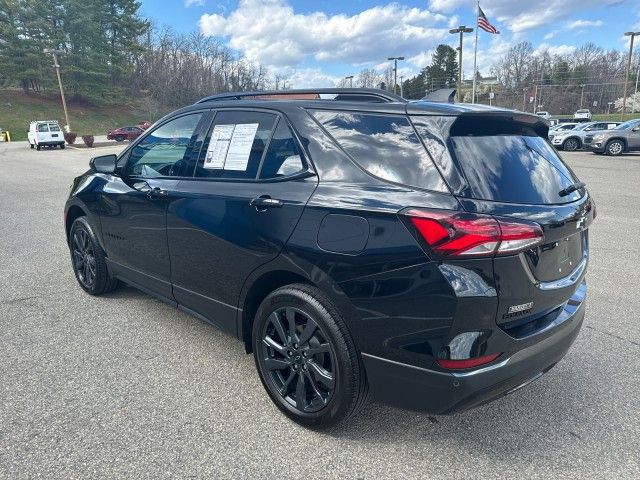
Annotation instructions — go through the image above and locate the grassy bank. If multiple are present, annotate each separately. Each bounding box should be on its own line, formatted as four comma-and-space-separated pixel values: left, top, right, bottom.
0, 89, 154, 141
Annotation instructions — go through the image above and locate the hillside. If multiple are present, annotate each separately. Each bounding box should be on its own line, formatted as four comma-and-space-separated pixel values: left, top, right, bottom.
0, 89, 156, 141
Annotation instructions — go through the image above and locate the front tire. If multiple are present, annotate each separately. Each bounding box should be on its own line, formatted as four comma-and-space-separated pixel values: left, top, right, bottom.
606, 140, 624, 156
69, 217, 119, 295
252, 284, 367, 428
563, 138, 579, 151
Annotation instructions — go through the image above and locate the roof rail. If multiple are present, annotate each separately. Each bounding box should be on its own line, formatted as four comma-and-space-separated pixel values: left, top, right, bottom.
195, 88, 406, 104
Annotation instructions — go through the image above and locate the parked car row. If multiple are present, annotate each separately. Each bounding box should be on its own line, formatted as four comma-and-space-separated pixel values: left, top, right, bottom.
549, 121, 621, 151
547, 119, 640, 155
537, 110, 593, 122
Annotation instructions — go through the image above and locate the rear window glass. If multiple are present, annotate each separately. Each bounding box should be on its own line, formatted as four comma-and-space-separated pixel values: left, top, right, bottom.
49, 124, 61, 132
442, 119, 581, 204
311, 110, 447, 192
37, 124, 49, 132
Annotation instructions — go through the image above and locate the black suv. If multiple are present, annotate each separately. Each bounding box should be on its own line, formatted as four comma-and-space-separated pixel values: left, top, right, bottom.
65, 89, 594, 428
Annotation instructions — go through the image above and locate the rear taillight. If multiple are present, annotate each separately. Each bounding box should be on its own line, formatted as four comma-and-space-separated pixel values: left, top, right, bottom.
437, 353, 501, 370
403, 209, 543, 258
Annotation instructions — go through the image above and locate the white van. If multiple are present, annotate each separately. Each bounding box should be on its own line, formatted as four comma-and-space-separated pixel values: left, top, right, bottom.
27, 121, 65, 150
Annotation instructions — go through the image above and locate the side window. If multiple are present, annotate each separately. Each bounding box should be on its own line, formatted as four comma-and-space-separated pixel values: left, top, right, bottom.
259, 119, 305, 179
195, 111, 277, 179
124, 113, 202, 178
313, 110, 447, 192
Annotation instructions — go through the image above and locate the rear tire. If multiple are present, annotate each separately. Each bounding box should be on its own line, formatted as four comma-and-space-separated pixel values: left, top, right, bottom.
60, 143, 65, 149
115, 135, 125, 142
36, 144, 40, 151
252, 283, 367, 428
29, 142, 34, 149
605, 140, 624, 156
69, 217, 119, 295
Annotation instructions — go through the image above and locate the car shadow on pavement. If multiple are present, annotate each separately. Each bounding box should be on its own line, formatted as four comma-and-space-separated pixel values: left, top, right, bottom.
325, 350, 614, 460
99, 286, 616, 462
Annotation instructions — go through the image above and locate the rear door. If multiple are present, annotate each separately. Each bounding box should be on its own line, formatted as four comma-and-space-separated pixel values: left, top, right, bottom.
167, 109, 317, 333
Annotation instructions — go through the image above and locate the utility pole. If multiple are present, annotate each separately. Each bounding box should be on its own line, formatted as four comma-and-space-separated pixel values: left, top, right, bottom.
44, 48, 70, 131
387, 56, 405, 94
633, 56, 640, 113
345, 75, 354, 88
579, 84, 585, 109
621, 31, 640, 120
399, 75, 404, 98
449, 26, 473, 102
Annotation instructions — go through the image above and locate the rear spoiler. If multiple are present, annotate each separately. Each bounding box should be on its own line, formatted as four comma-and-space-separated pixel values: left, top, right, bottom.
422, 89, 456, 103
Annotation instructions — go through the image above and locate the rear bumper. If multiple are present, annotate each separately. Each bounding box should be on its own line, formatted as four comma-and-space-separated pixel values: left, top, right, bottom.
36, 141, 65, 146
362, 286, 585, 414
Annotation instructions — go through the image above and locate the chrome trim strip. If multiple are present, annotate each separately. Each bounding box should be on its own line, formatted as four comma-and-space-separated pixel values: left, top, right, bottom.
360, 352, 511, 378
518, 253, 588, 291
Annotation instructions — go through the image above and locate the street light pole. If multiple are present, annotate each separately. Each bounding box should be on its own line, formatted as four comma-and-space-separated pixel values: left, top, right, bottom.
387, 56, 405, 94
345, 75, 354, 88
621, 31, 640, 120
449, 26, 473, 102
43, 48, 70, 131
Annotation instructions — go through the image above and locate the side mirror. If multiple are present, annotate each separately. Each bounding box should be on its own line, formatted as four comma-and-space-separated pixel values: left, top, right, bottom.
632, 126, 640, 132
90, 154, 117, 174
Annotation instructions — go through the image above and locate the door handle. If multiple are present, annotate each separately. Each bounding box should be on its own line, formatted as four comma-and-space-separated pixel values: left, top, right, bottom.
250, 196, 283, 211
147, 187, 168, 199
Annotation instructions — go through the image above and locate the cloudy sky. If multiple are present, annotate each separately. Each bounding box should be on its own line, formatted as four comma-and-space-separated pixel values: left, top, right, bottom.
141, 0, 640, 87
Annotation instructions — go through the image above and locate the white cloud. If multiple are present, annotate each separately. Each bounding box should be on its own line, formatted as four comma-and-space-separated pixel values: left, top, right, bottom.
544, 31, 558, 40
199, 0, 450, 67
534, 43, 577, 57
184, 0, 205, 7
429, 0, 621, 33
285, 68, 341, 88
567, 19, 603, 29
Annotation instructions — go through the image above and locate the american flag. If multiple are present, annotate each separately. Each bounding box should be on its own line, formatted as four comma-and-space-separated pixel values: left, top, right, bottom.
478, 6, 499, 34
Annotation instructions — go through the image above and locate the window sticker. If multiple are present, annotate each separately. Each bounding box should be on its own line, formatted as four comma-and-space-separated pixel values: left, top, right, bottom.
204, 124, 235, 169
225, 123, 259, 171
203, 123, 260, 171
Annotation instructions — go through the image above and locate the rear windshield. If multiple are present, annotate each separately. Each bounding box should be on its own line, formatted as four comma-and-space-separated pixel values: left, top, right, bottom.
49, 124, 61, 132
414, 116, 582, 205
311, 110, 447, 192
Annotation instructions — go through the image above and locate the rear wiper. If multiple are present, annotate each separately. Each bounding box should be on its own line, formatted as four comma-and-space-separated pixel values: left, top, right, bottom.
559, 181, 586, 197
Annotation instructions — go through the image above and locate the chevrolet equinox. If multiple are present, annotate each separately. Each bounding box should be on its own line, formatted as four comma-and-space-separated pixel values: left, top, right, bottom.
64, 89, 594, 428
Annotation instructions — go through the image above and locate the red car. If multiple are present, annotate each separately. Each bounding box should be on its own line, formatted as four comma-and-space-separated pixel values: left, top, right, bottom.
107, 126, 144, 142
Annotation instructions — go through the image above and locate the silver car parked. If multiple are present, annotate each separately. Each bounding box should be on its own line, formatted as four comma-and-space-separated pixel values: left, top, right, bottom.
549, 121, 621, 151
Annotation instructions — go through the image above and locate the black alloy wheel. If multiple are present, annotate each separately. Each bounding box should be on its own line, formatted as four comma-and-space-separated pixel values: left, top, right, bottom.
69, 217, 120, 295
258, 306, 336, 413
253, 284, 367, 428
72, 227, 97, 289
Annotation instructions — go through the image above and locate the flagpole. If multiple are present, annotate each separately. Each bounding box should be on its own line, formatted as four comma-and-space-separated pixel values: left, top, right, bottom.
472, 1, 479, 103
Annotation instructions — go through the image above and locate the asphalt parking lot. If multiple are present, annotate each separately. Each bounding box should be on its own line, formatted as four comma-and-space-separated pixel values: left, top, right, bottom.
1, 140, 639, 479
